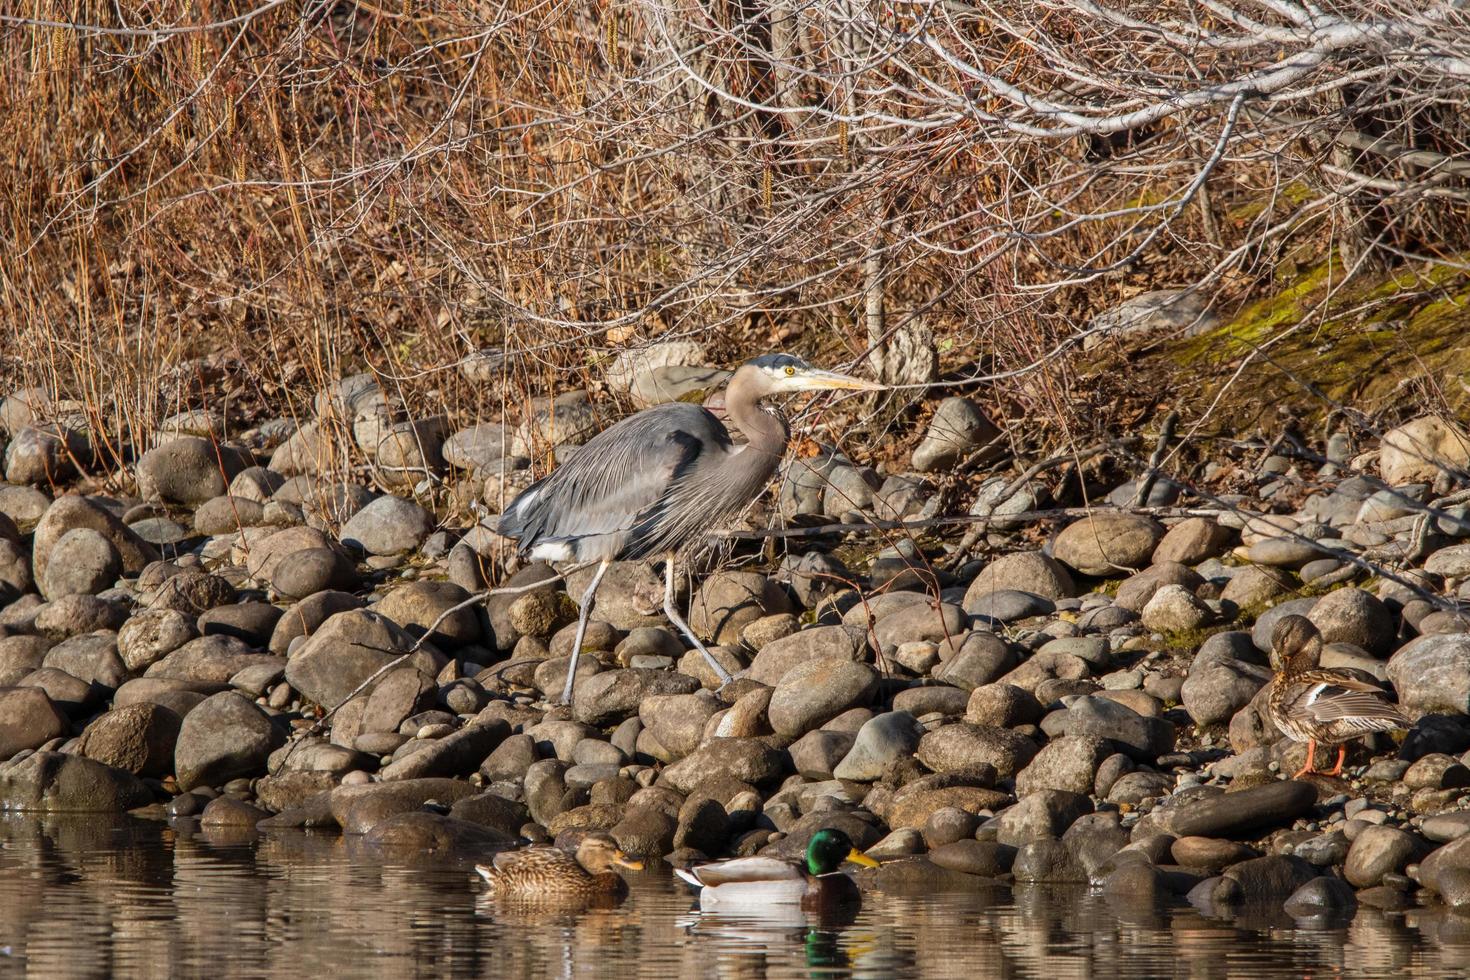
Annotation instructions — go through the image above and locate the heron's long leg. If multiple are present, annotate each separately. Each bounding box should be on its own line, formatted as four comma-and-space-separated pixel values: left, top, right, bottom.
559, 558, 610, 705
663, 555, 734, 687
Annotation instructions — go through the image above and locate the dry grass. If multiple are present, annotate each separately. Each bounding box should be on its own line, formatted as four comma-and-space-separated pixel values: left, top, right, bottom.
2, 0, 1468, 495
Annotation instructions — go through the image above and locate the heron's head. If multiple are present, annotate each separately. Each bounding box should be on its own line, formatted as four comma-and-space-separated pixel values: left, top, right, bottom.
740, 353, 885, 396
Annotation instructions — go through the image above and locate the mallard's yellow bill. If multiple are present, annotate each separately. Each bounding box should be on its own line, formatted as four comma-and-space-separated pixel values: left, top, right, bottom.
845, 849, 880, 868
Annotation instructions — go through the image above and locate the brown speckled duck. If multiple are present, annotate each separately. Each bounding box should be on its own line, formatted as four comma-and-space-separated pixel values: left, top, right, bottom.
475, 834, 643, 900
1267, 614, 1411, 778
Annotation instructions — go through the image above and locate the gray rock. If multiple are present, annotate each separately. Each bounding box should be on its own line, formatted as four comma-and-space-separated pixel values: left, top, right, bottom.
1140, 584, 1211, 633
562, 561, 665, 631
917, 722, 1038, 779
285, 609, 445, 710
833, 711, 925, 781
379, 721, 509, 781
965, 551, 1075, 603
39, 528, 121, 599
200, 602, 284, 649
1218, 854, 1319, 905
1246, 537, 1323, 568
0, 635, 51, 686
375, 580, 482, 648
748, 625, 867, 686
911, 397, 999, 472
1014, 735, 1108, 796
1012, 839, 1087, 883
629, 366, 731, 409
1085, 289, 1216, 349
0, 751, 152, 811
1344, 825, 1426, 888
371, 418, 448, 489
32, 496, 158, 586
175, 691, 282, 791
659, 738, 786, 794
136, 437, 251, 505
933, 632, 1019, 690
42, 631, 127, 690
965, 683, 1042, 728
769, 658, 880, 738
34, 595, 127, 640
1061, 696, 1174, 760
789, 729, 855, 780
1386, 632, 1470, 715
967, 590, 1055, 623
442, 424, 509, 471
1283, 876, 1357, 919
146, 570, 237, 616
340, 495, 434, 555
996, 790, 1093, 846
872, 601, 968, 652
1182, 658, 1271, 727
1153, 518, 1234, 565
572, 668, 700, 727
1146, 780, 1315, 838
1053, 512, 1165, 576
4, 424, 88, 485
690, 571, 792, 645
640, 691, 723, 760
244, 525, 337, 582
1307, 587, 1395, 657
1115, 562, 1204, 612
272, 547, 360, 599
76, 702, 181, 776
0, 687, 69, 759
268, 589, 365, 656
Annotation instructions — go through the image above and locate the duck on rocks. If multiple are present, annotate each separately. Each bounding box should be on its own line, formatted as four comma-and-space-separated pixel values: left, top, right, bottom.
674, 828, 879, 910
1267, 614, 1411, 778
475, 834, 643, 901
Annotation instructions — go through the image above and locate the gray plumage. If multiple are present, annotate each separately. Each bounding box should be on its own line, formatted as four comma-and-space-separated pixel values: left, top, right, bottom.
496, 354, 882, 704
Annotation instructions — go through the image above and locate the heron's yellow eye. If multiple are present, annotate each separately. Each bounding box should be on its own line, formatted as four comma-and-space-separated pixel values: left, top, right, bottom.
784, 366, 795, 376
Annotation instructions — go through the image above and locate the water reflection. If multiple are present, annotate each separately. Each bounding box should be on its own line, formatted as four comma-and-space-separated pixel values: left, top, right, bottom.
1, 814, 1469, 978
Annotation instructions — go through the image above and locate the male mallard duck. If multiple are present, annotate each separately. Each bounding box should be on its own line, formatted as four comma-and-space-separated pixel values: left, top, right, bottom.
475, 834, 643, 900
1267, 614, 1411, 778
674, 828, 878, 910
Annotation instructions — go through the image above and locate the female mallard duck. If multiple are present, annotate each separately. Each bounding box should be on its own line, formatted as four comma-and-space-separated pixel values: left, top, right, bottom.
674, 828, 878, 910
1268, 614, 1411, 778
475, 834, 643, 900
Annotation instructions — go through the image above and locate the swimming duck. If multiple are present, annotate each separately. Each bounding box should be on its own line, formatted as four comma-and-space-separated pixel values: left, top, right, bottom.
674, 828, 879, 910
475, 834, 644, 900
1267, 614, 1410, 778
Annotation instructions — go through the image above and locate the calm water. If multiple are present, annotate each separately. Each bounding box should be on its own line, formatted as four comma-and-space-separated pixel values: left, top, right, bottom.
1, 815, 1468, 979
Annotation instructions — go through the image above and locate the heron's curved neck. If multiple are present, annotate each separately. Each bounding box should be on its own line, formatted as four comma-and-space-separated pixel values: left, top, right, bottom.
728, 388, 789, 457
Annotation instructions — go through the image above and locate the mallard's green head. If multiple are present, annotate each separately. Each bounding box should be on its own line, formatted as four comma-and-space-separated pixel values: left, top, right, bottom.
805, 829, 879, 876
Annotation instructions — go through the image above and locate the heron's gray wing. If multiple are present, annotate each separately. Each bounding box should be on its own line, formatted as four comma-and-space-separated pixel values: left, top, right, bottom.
498, 403, 732, 559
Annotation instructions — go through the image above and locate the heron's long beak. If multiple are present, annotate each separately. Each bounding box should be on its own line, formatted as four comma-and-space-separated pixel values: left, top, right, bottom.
802, 369, 885, 392
612, 852, 645, 871
845, 849, 880, 868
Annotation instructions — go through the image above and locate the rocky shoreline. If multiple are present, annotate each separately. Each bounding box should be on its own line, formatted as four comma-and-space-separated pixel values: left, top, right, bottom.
4, 372, 1470, 922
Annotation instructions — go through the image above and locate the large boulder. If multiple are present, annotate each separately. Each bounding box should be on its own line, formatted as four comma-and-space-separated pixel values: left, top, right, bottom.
768, 658, 880, 738
136, 436, 252, 505
1379, 415, 1470, 486
690, 571, 792, 645
174, 691, 283, 791
964, 551, 1075, 606
77, 702, 181, 776
32, 495, 158, 587
1387, 633, 1470, 716
0, 687, 69, 759
285, 609, 445, 710
0, 751, 152, 811
1052, 513, 1165, 576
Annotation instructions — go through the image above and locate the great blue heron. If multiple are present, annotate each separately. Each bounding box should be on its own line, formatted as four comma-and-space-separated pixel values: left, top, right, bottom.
498, 353, 883, 704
